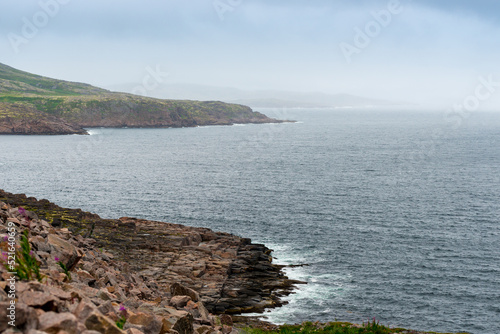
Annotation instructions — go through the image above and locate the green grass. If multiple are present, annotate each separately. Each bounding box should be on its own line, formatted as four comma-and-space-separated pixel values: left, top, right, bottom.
241, 321, 466, 334
14, 230, 43, 282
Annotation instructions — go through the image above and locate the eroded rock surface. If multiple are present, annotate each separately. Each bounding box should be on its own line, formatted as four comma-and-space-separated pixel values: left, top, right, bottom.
0, 189, 302, 334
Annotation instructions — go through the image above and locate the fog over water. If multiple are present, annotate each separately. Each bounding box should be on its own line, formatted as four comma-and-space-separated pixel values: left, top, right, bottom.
1, 109, 500, 333
1, 0, 500, 109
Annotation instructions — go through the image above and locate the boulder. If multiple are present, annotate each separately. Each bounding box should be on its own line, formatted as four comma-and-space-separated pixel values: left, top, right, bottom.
170, 295, 192, 308
31, 235, 51, 252
85, 312, 124, 334
219, 315, 233, 326
46, 285, 73, 300
165, 312, 194, 334
97, 288, 117, 301
194, 325, 214, 334
38, 311, 78, 334
196, 302, 210, 323
48, 234, 83, 270
19, 290, 59, 311
170, 283, 199, 302
0, 302, 38, 332
127, 312, 162, 334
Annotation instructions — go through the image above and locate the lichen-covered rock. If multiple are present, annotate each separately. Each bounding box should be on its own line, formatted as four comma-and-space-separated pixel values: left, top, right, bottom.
172, 312, 195, 334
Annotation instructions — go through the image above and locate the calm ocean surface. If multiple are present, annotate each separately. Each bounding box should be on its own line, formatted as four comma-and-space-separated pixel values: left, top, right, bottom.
1, 109, 499, 333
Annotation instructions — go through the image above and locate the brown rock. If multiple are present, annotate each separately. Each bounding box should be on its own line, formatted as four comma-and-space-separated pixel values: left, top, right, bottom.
127, 312, 162, 334
48, 234, 83, 270
106, 311, 120, 322
97, 288, 117, 301
73, 299, 98, 321
19, 290, 59, 311
195, 325, 214, 334
0, 302, 38, 331
85, 312, 124, 334
0, 189, 298, 319
76, 269, 95, 280
6, 218, 20, 225
196, 302, 210, 323
219, 315, 233, 326
41, 220, 52, 229
171, 312, 194, 334
46, 285, 73, 300
170, 295, 192, 309
160, 317, 172, 334
31, 235, 51, 252
98, 301, 117, 316
38, 312, 78, 334
127, 329, 146, 334
170, 283, 199, 302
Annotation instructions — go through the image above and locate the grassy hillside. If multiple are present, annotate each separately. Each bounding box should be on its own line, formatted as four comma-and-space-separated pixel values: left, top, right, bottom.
0, 63, 107, 96
0, 63, 281, 134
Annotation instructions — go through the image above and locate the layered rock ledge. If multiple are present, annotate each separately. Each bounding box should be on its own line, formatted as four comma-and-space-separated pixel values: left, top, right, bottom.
0, 190, 460, 334
0, 189, 303, 317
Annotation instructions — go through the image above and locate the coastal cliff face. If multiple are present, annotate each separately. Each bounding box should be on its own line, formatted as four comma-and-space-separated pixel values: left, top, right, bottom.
0, 103, 88, 135
42, 96, 279, 129
0, 190, 301, 318
0, 63, 284, 135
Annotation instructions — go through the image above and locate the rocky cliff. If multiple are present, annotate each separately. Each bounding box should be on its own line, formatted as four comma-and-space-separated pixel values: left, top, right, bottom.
0, 190, 302, 318
0, 103, 88, 135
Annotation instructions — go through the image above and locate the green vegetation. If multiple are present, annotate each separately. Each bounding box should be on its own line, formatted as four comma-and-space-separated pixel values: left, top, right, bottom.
116, 316, 127, 329
56, 258, 72, 281
242, 321, 467, 334
116, 305, 128, 329
14, 230, 44, 282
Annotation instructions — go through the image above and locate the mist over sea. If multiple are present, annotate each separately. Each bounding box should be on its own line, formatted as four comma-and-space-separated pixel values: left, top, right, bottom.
1, 109, 499, 334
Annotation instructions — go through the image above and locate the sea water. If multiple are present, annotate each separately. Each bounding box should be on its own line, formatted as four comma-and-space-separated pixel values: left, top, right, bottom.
1, 108, 499, 334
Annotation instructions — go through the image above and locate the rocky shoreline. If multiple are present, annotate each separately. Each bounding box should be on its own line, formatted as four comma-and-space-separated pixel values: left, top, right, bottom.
0, 189, 461, 334
0, 189, 303, 333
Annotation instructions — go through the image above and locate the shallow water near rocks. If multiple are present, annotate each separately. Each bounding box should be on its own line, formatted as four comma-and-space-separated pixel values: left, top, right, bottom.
1, 108, 499, 334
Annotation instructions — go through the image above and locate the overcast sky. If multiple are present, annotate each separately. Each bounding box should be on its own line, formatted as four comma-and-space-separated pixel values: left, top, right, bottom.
1, 0, 500, 108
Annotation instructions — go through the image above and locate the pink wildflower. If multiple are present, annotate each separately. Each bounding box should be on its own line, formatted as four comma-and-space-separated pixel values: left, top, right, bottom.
119, 304, 128, 317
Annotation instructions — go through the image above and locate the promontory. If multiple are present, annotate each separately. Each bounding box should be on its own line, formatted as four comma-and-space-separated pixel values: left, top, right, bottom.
0, 63, 285, 135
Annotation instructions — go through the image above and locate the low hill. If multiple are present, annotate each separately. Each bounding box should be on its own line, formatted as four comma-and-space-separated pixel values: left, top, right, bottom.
0, 63, 282, 135
106, 82, 399, 108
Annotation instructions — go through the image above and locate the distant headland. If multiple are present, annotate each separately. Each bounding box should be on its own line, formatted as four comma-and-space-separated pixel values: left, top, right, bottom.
0, 63, 287, 135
